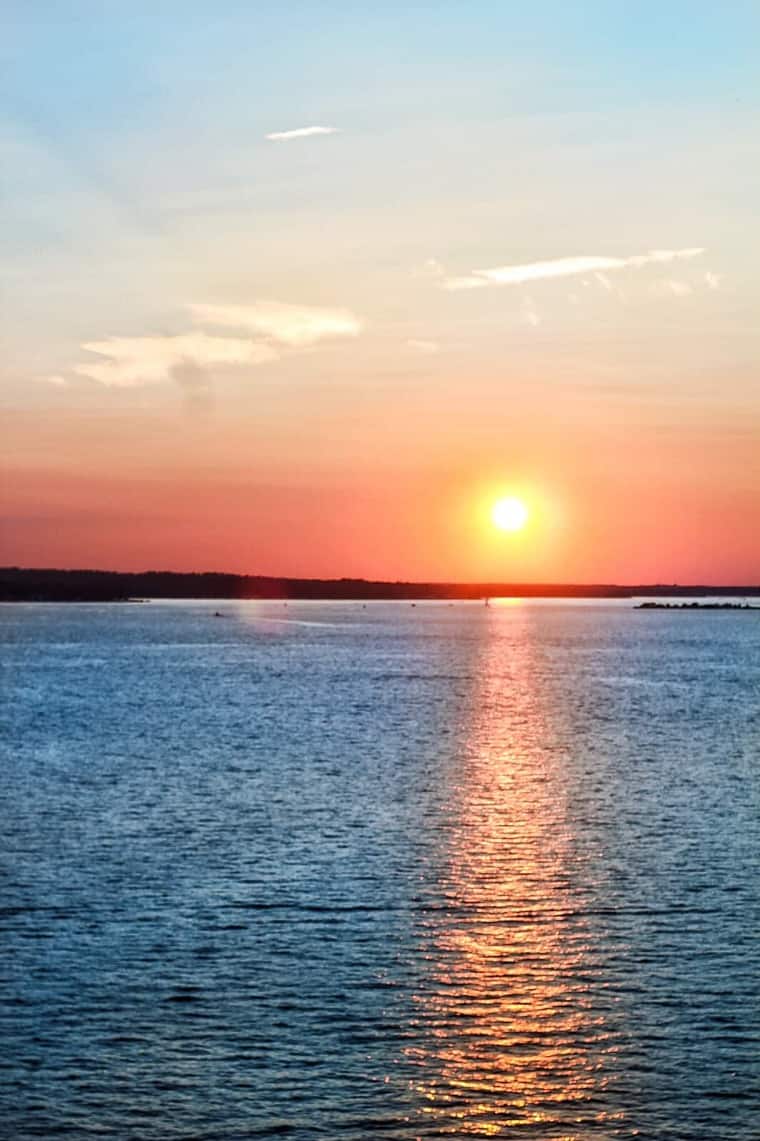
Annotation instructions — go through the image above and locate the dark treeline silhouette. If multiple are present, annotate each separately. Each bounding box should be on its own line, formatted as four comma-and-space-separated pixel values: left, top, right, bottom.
2, 567, 759, 603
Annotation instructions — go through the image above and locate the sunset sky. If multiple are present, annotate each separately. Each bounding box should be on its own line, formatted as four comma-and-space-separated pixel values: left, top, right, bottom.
3, 2, 759, 583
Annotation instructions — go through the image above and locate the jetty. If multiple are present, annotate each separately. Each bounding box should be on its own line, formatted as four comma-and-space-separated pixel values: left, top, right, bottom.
637, 602, 759, 610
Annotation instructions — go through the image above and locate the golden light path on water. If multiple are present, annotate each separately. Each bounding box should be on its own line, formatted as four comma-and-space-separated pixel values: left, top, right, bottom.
405, 603, 625, 1137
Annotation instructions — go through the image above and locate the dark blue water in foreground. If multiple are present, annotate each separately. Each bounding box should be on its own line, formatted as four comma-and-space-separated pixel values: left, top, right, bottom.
1, 600, 758, 1139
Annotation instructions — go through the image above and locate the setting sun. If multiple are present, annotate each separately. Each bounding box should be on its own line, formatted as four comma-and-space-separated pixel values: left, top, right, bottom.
491, 496, 529, 532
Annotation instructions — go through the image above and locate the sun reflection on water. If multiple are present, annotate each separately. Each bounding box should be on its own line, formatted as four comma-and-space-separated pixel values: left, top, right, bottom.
405, 609, 624, 1137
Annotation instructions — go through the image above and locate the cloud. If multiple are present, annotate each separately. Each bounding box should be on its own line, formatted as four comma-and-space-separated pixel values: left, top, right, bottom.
442, 247, 705, 291
519, 297, 541, 327
412, 258, 446, 280
40, 374, 68, 387
265, 126, 339, 142
407, 339, 440, 354
60, 299, 362, 390
191, 301, 362, 347
172, 359, 215, 411
442, 274, 491, 291
651, 279, 692, 297
74, 333, 278, 387
627, 247, 704, 266
704, 271, 722, 290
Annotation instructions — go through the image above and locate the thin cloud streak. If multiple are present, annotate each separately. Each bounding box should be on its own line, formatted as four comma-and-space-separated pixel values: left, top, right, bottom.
265, 126, 339, 141
443, 247, 705, 290
191, 301, 362, 347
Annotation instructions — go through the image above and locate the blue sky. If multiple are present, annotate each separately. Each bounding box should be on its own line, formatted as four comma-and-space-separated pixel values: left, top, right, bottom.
3, 2, 758, 374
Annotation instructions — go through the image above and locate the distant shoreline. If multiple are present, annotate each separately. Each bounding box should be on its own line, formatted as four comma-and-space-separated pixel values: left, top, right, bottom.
2, 567, 759, 603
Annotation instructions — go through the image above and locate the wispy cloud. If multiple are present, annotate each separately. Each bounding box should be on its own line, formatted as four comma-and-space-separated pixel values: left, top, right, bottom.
443, 247, 705, 291
60, 299, 362, 389
651, 279, 692, 298
407, 339, 440, 354
704, 271, 722, 290
191, 301, 362, 347
74, 334, 278, 387
265, 126, 339, 142
412, 258, 446, 281
519, 297, 541, 328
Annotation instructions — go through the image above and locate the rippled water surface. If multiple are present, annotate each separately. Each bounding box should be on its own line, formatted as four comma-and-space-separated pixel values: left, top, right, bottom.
2, 600, 759, 1139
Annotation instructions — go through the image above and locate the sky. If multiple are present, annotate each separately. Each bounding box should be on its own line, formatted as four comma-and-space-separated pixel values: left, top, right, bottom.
2, 1, 759, 583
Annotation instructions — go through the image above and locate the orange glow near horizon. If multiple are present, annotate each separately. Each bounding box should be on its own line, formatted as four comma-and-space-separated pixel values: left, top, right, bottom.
2, 404, 759, 584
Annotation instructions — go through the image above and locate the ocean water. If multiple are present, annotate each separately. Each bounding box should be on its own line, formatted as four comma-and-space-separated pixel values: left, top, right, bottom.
1, 600, 758, 1140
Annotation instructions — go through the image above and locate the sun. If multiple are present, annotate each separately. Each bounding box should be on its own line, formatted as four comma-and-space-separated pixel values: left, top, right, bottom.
491, 496, 529, 532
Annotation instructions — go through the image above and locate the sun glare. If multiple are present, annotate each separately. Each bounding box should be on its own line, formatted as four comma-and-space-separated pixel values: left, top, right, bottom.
491, 496, 529, 532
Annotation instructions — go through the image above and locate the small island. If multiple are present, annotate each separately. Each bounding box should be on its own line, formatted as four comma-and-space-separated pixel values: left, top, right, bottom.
637, 601, 759, 610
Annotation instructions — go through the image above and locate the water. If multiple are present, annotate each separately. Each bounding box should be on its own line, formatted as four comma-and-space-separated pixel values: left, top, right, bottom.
1, 600, 758, 1140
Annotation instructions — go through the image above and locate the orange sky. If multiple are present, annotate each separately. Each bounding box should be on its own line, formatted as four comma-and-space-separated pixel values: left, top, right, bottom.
4, 377, 759, 582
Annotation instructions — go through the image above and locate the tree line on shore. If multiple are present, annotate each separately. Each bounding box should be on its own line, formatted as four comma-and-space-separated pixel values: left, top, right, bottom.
2, 567, 758, 602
